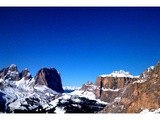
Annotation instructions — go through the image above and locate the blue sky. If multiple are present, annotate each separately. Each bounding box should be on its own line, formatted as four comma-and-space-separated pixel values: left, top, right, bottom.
0, 7, 160, 86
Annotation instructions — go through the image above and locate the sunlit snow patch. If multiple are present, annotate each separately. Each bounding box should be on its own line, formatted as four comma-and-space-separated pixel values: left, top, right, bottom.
55, 107, 65, 114
140, 108, 160, 114
133, 79, 147, 84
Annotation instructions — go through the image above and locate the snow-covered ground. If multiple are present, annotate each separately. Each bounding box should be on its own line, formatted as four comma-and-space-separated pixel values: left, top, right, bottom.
0, 78, 3, 83
140, 108, 160, 114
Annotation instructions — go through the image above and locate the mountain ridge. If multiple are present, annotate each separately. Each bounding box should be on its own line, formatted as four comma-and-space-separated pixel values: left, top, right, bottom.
0, 62, 160, 113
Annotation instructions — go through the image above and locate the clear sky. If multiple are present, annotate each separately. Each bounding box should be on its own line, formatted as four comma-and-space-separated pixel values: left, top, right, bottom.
0, 7, 160, 87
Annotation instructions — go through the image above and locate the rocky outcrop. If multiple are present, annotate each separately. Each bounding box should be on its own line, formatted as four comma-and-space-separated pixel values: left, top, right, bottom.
19, 68, 32, 80
93, 71, 138, 102
0, 64, 32, 81
0, 67, 9, 79
35, 68, 64, 93
100, 62, 160, 113
0, 64, 19, 81
0, 64, 64, 93
96, 76, 137, 90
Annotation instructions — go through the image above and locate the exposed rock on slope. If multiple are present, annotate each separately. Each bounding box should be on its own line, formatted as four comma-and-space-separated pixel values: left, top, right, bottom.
80, 64, 160, 113
100, 62, 160, 113
0, 64, 64, 93
19, 68, 32, 80
0, 64, 64, 113
81, 70, 138, 103
0, 64, 19, 81
35, 68, 64, 93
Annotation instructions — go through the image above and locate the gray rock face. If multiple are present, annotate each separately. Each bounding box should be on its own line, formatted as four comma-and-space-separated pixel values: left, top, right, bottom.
0, 64, 19, 81
0, 67, 9, 79
35, 68, 64, 93
19, 68, 32, 80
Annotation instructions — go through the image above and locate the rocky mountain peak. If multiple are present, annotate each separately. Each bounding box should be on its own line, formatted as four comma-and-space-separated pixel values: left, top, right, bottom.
19, 68, 32, 80
0, 65, 64, 93
2, 64, 19, 81
8, 64, 18, 72
35, 67, 64, 93
100, 70, 137, 78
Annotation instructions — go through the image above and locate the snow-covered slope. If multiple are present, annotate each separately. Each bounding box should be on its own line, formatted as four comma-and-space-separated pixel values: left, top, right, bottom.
0, 77, 58, 113
44, 89, 108, 113
0, 64, 107, 113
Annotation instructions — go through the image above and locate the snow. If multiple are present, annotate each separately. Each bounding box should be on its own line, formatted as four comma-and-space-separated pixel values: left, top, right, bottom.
1, 76, 59, 112
69, 90, 96, 100
134, 75, 140, 78
147, 66, 154, 72
82, 91, 96, 100
85, 84, 98, 90
55, 107, 65, 114
114, 97, 121, 102
27, 72, 31, 77
34, 85, 49, 92
61, 93, 71, 99
133, 79, 147, 84
8, 99, 21, 111
49, 98, 59, 107
69, 89, 108, 104
96, 99, 108, 105
0, 78, 3, 83
72, 98, 81, 103
100, 70, 138, 78
69, 90, 84, 96
102, 88, 120, 92
9, 64, 17, 68
15, 78, 35, 91
140, 108, 160, 114
63, 86, 81, 90
24, 68, 28, 70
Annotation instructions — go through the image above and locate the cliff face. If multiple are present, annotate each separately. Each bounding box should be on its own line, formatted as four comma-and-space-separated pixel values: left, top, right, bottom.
35, 68, 64, 93
95, 76, 137, 102
80, 62, 160, 113
95, 71, 138, 102
0, 64, 19, 81
81, 71, 138, 103
100, 62, 160, 113
96, 76, 137, 89
19, 68, 32, 80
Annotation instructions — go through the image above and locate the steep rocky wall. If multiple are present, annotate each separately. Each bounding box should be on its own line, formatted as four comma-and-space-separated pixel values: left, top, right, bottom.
100, 62, 160, 113
35, 68, 64, 93
96, 76, 137, 89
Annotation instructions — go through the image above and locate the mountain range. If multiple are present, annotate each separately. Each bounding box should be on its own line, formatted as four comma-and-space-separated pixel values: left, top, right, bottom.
0, 61, 160, 113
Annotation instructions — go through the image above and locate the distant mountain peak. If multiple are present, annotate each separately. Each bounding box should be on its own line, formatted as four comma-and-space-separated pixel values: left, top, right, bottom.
9, 64, 17, 68
147, 66, 154, 72
100, 70, 137, 78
